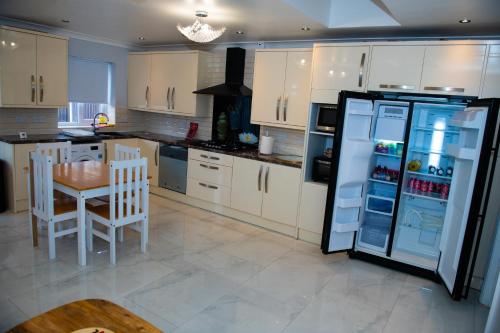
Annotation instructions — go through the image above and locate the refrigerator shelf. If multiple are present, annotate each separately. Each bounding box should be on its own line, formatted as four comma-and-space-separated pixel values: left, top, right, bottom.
410, 148, 451, 156
402, 191, 448, 203
366, 208, 393, 217
374, 152, 402, 158
406, 171, 452, 180
369, 178, 398, 186
413, 126, 460, 135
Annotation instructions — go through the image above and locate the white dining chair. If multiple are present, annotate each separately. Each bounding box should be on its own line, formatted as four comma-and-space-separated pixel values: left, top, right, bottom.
28, 141, 73, 246
115, 144, 140, 161
86, 158, 149, 265
31, 152, 78, 259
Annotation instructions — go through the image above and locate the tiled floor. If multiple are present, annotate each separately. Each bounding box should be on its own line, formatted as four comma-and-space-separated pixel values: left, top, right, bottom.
0, 195, 490, 332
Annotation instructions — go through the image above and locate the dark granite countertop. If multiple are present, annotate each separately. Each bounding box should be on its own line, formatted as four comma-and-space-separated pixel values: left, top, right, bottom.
0, 131, 302, 168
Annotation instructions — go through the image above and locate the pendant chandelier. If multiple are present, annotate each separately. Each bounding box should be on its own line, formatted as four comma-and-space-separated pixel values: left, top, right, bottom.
177, 10, 226, 43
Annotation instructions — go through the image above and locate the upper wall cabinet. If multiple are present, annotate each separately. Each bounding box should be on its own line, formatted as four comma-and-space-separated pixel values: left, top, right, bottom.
128, 53, 151, 110
251, 49, 312, 129
128, 51, 209, 117
367, 45, 425, 93
312, 46, 370, 93
419, 45, 486, 96
0, 27, 68, 108
480, 45, 500, 98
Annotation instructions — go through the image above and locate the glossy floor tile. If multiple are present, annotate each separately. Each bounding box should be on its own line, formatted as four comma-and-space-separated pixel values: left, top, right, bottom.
0, 195, 489, 332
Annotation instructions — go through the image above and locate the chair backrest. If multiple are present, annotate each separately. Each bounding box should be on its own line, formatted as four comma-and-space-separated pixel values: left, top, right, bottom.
32, 152, 54, 220
36, 141, 72, 164
115, 144, 140, 161
109, 158, 148, 224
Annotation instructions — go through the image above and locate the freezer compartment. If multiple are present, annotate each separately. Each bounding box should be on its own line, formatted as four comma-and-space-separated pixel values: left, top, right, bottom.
357, 212, 392, 253
365, 194, 395, 216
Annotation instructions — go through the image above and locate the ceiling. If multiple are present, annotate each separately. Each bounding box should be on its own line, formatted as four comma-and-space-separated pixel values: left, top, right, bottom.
0, 0, 499, 47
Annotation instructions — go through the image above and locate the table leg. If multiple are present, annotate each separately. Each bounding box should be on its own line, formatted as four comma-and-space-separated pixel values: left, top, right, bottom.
77, 193, 86, 266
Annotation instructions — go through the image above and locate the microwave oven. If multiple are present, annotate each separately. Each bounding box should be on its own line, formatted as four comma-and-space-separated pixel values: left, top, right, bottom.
315, 104, 338, 133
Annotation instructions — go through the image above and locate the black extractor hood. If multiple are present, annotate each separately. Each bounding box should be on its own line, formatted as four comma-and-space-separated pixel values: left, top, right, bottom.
194, 47, 252, 96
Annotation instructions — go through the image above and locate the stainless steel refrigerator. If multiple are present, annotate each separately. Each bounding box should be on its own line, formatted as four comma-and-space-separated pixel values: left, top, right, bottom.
321, 90, 500, 300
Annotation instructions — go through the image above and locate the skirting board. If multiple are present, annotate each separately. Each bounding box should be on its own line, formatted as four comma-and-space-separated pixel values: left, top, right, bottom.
298, 228, 322, 245
150, 186, 298, 238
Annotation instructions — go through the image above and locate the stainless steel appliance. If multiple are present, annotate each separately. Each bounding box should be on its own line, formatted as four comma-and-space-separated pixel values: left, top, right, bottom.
316, 104, 338, 133
159, 144, 188, 194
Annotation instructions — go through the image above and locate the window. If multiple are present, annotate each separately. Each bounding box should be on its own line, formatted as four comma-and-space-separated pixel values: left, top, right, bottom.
58, 57, 115, 127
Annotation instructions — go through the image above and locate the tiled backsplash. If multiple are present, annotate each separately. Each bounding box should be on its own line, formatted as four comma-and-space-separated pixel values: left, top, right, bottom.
0, 108, 59, 135
261, 126, 305, 156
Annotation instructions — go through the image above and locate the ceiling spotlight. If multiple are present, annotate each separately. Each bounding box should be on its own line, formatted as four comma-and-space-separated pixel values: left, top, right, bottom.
61, 19, 70, 23
301, 26, 311, 31
459, 18, 471, 23
138, 36, 146, 40
236, 30, 245, 35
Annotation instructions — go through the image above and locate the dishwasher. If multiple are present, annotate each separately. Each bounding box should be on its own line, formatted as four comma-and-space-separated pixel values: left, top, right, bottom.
159, 144, 188, 194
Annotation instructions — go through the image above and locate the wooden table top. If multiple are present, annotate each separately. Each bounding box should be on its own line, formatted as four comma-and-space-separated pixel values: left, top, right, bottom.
7, 299, 162, 333
53, 161, 150, 191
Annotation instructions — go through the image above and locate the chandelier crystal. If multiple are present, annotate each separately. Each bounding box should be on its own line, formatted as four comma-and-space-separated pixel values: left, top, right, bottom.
177, 11, 226, 43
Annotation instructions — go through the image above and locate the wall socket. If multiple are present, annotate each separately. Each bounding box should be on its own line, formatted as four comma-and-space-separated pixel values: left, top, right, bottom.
19, 132, 27, 139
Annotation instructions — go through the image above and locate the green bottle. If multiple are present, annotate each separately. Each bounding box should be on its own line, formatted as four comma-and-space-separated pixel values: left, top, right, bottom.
217, 113, 228, 141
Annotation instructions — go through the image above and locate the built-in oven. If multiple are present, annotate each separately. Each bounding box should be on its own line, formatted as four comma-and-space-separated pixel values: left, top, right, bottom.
159, 144, 188, 194
315, 104, 338, 133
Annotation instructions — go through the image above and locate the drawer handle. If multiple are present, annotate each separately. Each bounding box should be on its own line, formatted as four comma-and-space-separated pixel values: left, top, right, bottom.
209, 156, 220, 161
209, 165, 219, 170
424, 86, 465, 93
208, 185, 218, 190
200, 163, 209, 168
379, 84, 415, 90
200, 154, 209, 158
198, 182, 207, 187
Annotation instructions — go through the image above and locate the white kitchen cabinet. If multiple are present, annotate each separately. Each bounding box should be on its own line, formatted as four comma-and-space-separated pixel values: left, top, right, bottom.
188, 148, 234, 167
138, 139, 159, 187
312, 46, 370, 92
251, 49, 312, 129
261, 163, 301, 226
0, 27, 68, 108
420, 45, 486, 96
0, 142, 36, 212
230, 157, 264, 216
187, 178, 231, 207
299, 182, 328, 234
480, 45, 500, 98
128, 51, 209, 116
128, 53, 151, 110
36, 35, 68, 107
188, 160, 233, 187
231, 157, 300, 227
367, 45, 425, 93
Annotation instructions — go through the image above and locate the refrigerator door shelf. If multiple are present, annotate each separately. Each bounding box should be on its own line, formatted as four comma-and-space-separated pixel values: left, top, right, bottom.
450, 108, 487, 129
395, 225, 441, 260
337, 197, 363, 208
332, 221, 360, 233
366, 194, 395, 215
447, 144, 476, 160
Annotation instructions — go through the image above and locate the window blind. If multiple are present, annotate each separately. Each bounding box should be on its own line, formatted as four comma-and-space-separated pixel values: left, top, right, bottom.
68, 57, 109, 104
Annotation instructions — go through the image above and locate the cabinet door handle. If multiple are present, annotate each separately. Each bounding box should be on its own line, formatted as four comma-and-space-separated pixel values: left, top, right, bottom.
145, 85, 149, 106
30, 75, 36, 102
276, 96, 281, 121
358, 53, 366, 88
167, 87, 171, 109
172, 87, 175, 110
379, 84, 415, 90
154, 145, 159, 166
283, 95, 288, 122
257, 165, 263, 191
424, 86, 465, 93
264, 166, 270, 193
39, 76, 44, 103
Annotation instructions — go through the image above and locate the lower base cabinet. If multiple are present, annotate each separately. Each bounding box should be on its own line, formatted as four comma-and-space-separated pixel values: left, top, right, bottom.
230, 157, 301, 227
298, 182, 328, 234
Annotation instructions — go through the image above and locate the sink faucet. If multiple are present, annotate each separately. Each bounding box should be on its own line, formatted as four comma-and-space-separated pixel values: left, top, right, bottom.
91, 112, 109, 134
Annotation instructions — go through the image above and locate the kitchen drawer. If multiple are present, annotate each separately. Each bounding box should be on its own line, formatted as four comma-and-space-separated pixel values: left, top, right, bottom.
188, 159, 232, 187
188, 148, 233, 167
187, 177, 231, 207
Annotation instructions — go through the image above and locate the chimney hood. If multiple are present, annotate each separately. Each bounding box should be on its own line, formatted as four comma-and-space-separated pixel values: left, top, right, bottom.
194, 47, 252, 96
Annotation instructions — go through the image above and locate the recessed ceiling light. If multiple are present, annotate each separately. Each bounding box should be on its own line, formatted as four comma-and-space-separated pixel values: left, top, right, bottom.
138, 36, 146, 40
236, 30, 244, 35
459, 18, 471, 23
301, 26, 311, 31
61, 19, 70, 23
